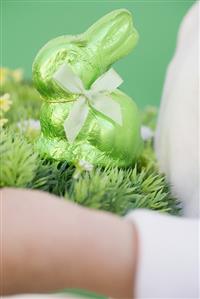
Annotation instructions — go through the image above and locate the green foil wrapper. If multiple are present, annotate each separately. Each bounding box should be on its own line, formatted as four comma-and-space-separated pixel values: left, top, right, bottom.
33, 9, 143, 167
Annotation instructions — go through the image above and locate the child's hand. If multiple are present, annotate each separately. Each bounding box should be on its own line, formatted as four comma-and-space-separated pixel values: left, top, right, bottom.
1, 188, 137, 298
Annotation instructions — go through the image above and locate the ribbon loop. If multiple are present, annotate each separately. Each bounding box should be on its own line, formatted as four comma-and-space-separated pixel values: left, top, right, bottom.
53, 62, 123, 143
91, 68, 123, 93
53, 63, 84, 94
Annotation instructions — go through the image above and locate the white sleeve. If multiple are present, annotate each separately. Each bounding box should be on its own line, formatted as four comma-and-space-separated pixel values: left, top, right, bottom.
126, 210, 199, 298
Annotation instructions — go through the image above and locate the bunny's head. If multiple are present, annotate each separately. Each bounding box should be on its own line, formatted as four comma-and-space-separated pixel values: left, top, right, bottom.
33, 9, 138, 101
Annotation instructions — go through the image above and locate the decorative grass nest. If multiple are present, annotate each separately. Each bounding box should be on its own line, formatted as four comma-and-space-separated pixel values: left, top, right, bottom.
0, 68, 180, 216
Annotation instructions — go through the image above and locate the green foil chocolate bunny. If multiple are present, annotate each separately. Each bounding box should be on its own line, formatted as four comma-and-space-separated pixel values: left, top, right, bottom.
33, 9, 143, 167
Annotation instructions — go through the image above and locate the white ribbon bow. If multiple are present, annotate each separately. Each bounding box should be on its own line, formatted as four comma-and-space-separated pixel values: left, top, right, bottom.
53, 63, 123, 143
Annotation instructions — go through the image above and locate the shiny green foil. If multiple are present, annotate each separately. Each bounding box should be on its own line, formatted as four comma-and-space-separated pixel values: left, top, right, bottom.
33, 9, 143, 166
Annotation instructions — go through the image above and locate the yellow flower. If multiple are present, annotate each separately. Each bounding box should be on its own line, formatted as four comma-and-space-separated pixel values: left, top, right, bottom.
0, 68, 9, 85
0, 118, 8, 128
0, 68, 23, 85
0, 93, 12, 112
11, 69, 23, 82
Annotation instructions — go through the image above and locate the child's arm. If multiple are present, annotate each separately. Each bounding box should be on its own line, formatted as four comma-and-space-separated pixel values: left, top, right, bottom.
1, 188, 138, 298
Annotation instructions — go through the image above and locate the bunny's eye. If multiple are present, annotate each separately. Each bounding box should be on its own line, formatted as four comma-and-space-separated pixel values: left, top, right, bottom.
68, 51, 78, 64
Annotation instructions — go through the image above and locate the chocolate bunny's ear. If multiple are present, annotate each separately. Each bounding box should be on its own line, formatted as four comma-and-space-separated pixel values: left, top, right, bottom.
85, 9, 138, 66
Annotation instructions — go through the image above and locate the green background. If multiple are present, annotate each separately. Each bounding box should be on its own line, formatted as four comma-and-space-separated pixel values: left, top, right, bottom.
1, 0, 196, 108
